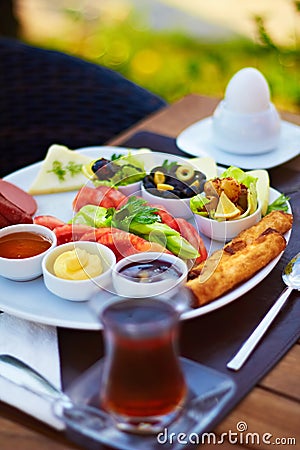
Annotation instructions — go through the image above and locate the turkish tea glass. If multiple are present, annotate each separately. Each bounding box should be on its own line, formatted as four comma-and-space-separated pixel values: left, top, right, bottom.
99, 297, 187, 434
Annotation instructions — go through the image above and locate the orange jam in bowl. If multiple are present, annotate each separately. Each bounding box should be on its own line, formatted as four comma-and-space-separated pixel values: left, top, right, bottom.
0, 231, 52, 259
0, 224, 57, 281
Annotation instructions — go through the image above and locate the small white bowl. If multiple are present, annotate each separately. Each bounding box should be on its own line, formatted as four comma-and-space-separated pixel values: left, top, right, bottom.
112, 252, 188, 299
141, 184, 193, 219
42, 241, 116, 301
117, 180, 142, 197
193, 202, 262, 242
212, 100, 281, 155
0, 224, 57, 281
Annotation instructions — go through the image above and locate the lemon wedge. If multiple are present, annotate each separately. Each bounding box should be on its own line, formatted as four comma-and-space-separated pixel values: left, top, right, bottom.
214, 192, 241, 220
246, 169, 270, 216
82, 162, 96, 179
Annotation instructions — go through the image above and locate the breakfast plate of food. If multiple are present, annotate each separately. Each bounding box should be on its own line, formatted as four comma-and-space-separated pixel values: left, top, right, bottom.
0, 145, 293, 329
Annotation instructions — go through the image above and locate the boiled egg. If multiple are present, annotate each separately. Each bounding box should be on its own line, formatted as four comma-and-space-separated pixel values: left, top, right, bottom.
224, 67, 271, 113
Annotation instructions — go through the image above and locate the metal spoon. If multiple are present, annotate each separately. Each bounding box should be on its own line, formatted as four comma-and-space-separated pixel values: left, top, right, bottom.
227, 252, 300, 371
0, 354, 112, 431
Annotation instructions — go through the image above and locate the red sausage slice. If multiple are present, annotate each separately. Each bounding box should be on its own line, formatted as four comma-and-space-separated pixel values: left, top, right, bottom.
0, 194, 33, 226
0, 179, 37, 215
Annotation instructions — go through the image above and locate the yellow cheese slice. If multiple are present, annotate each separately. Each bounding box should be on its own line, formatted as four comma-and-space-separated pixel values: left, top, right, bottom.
28, 144, 93, 195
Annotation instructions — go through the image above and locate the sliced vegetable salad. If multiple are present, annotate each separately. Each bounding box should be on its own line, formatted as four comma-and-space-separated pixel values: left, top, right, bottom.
35, 185, 208, 264
71, 197, 200, 260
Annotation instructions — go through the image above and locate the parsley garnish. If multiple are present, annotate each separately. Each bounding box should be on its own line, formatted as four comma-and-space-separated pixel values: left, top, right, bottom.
266, 193, 290, 214
66, 161, 83, 177
48, 160, 82, 182
111, 153, 122, 161
112, 196, 160, 229
48, 161, 66, 182
162, 159, 178, 172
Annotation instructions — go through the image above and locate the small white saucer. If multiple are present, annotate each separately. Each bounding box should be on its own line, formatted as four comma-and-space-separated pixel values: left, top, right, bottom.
60, 357, 236, 449
176, 117, 300, 169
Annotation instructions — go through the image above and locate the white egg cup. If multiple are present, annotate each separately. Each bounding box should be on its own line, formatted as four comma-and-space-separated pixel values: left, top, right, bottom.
212, 100, 281, 155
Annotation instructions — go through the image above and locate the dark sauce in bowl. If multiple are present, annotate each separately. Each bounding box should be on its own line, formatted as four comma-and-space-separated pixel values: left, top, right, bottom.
118, 259, 182, 283
0, 231, 52, 259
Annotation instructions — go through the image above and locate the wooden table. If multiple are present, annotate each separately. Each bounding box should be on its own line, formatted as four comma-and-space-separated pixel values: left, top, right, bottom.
1, 95, 299, 450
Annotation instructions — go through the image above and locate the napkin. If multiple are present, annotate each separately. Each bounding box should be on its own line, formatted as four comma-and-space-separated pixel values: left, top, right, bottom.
0, 313, 64, 430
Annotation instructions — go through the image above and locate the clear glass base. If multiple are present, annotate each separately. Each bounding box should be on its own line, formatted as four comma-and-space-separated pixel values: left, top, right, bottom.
111, 401, 186, 435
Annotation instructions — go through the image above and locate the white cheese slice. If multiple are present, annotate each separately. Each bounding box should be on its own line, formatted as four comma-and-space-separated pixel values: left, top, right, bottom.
189, 156, 218, 180
28, 144, 93, 195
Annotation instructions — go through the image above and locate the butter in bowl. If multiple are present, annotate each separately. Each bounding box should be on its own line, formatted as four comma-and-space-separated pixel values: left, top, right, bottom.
42, 241, 116, 301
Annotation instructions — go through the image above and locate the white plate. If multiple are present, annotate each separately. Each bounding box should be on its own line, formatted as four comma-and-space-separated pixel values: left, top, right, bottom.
0, 147, 291, 329
177, 117, 300, 169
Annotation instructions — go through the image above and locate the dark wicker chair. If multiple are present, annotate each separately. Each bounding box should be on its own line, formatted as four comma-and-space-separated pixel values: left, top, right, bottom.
0, 38, 167, 177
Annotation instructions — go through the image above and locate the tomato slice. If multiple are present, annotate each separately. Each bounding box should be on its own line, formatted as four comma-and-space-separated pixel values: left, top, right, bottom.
103, 186, 128, 209
54, 224, 95, 245
175, 218, 207, 264
81, 227, 168, 261
150, 204, 180, 231
34, 215, 65, 230
73, 186, 127, 212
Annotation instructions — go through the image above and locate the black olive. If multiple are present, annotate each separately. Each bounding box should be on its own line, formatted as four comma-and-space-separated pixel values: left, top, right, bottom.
172, 179, 188, 191
194, 170, 206, 181
165, 176, 185, 190
168, 164, 179, 176
199, 179, 206, 192
182, 187, 196, 198
92, 158, 118, 180
163, 190, 177, 199
150, 166, 166, 177
92, 158, 110, 173
143, 176, 155, 189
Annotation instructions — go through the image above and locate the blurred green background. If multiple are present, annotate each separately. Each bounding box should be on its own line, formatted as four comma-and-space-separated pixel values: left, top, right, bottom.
6, 0, 300, 112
